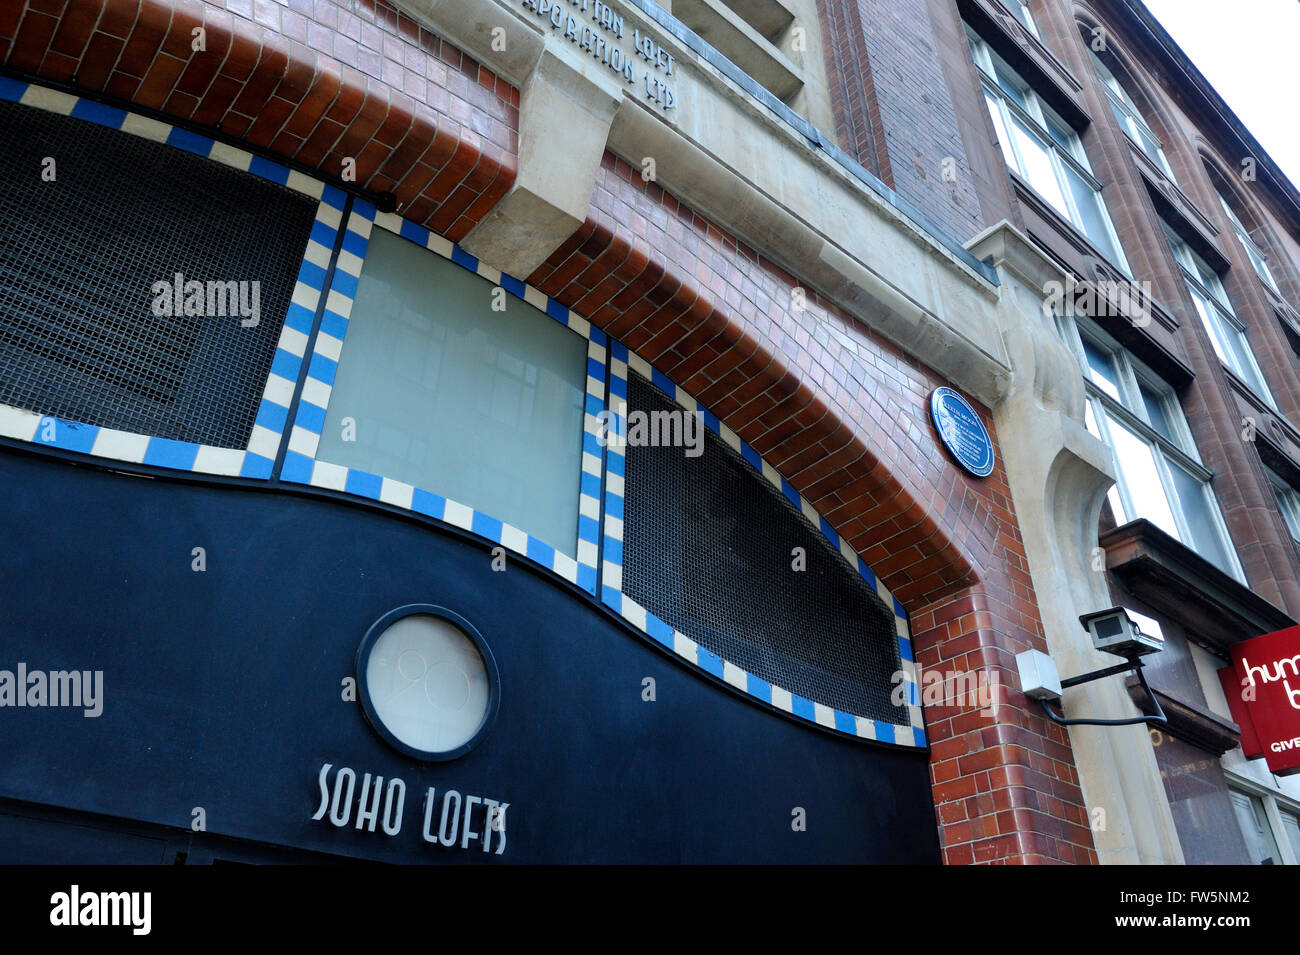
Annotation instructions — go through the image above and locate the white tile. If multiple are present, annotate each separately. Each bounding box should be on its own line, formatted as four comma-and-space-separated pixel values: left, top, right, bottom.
628, 353, 651, 378
607, 472, 624, 498
90, 428, 149, 463
347, 216, 373, 239
315, 203, 343, 231
22, 86, 77, 115
621, 599, 646, 631
577, 538, 598, 566
192, 446, 246, 476
287, 169, 324, 198
761, 459, 783, 489
336, 249, 364, 277
304, 239, 333, 270
208, 141, 254, 172
771, 686, 793, 713
500, 523, 529, 555
604, 515, 623, 543
672, 631, 697, 662
476, 262, 502, 285
522, 286, 548, 311
566, 313, 590, 338
314, 332, 343, 363
246, 424, 280, 460
119, 112, 172, 143
442, 499, 474, 530
291, 282, 321, 312
325, 289, 354, 318
0, 404, 41, 441
287, 425, 320, 458
426, 232, 454, 258
855, 716, 877, 740
722, 661, 747, 691
579, 494, 600, 519
719, 423, 741, 452
601, 561, 622, 591
379, 478, 414, 510
310, 460, 348, 491
263, 373, 296, 410
814, 703, 836, 728
581, 450, 602, 477
277, 325, 310, 358
373, 211, 403, 234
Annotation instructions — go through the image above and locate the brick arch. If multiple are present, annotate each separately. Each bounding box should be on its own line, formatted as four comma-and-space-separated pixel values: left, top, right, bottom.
1, 0, 518, 242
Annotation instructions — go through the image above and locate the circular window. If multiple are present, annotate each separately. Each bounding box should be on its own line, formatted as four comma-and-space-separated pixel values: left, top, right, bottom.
356, 605, 500, 761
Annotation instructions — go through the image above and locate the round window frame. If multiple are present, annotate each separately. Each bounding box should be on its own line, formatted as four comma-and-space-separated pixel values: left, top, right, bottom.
355, 604, 501, 762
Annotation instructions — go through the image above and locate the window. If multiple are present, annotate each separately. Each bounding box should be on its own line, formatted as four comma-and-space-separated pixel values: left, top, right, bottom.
1215, 185, 1280, 293
0, 96, 316, 447
1164, 221, 1275, 407
969, 30, 1130, 271
620, 372, 904, 724
1266, 467, 1300, 545
315, 227, 589, 557
1089, 49, 1176, 179
1003, 0, 1039, 37
1056, 313, 1243, 580
1231, 788, 1282, 864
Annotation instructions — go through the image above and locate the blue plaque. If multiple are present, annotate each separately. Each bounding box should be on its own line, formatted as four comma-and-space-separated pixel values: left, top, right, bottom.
929, 387, 995, 478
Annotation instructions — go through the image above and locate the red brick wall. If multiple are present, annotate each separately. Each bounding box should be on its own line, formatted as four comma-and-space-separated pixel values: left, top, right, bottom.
2, 0, 518, 241
2, 0, 1098, 863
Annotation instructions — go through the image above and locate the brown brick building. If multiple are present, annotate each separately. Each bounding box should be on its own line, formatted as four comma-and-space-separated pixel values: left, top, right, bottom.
0, 0, 1295, 864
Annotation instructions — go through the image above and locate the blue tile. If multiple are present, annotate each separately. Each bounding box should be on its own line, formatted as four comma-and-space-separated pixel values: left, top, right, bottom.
651, 368, 674, 396
579, 471, 601, 500
280, 451, 315, 484
577, 514, 599, 545
321, 185, 348, 210
319, 309, 348, 341
500, 273, 525, 299
577, 564, 596, 593
240, 453, 274, 480
581, 431, 603, 459
741, 443, 762, 471
586, 356, 604, 380
603, 536, 623, 566
584, 392, 603, 417
858, 562, 877, 590
609, 374, 627, 399
355, 200, 377, 220
285, 302, 317, 335
605, 492, 623, 521
309, 220, 338, 248
39, 418, 97, 454
780, 477, 800, 508
606, 450, 624, 478
451, 246, 478, 272
611, 340, 627, 361
526, 537, 555, 567
471, 511, 503, 543
697, 647, 724, 678
143, 437, 199, 470
341, 228, 369, 259
600, 585, 622, 612
746, 673, 772, 703
410, 488, 445, 520
589, 327, 607, 348
248, 154, 290, 185
545, 298, 568, 325
296, 259, 328, 292
0, 77, 28, 102
253, 399, 288, 434
293, 401, 326, 435
874, 721, 896, 745
165, 127, 213, 157
71, 99, 127, 129
345, 469, 383, 500
646, 614, 674, 649
791, 694, 815, 721
269, 348, 302, 382
306, 352, 337, 387
701, 408, 719, 434
399, 219, 430, 247
894, 597, 907, 618
819, 515, 837, 546
912, 727, 927, 747
898, 635, 913, 662
834, 710, 857, 734
330, 268, 358, 300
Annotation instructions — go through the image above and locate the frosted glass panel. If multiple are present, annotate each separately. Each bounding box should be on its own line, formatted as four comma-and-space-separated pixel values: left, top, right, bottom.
318, 228, 588, 555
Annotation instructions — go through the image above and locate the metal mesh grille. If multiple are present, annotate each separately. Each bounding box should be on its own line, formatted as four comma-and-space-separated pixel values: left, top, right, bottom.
623, 373, 903, 722
0, 98, 317, 448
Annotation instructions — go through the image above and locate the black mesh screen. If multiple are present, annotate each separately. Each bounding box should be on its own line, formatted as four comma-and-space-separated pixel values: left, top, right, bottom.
0, 97, 317, 448
623, 373, 904, 722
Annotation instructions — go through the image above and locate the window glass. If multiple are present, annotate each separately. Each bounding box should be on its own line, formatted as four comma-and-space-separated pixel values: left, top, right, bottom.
1107, 416, 1179, 537
1282, 811, 1300, 862
1138, 383, 1174, 441
1230, 789, 1281, 865
1009, 115, 1069, 216
1082, 339, 1122, 401
317, 228, 588, 556
1086, 399, 1126, 522
1167, 463, 1232, 573
1062, 164, 1120, 263
985, 92, 1017, 168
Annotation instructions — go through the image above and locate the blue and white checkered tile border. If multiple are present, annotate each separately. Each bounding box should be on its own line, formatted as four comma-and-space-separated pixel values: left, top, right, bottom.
601, 341, 927, 748
279, 203, 607, 595
0, 78, 345, 480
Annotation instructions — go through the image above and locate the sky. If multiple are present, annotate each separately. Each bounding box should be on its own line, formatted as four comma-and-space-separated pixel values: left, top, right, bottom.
1142, 0, 1300, 190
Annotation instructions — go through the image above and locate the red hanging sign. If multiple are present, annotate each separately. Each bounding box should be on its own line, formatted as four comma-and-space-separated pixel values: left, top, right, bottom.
1218, 625, 1300, 776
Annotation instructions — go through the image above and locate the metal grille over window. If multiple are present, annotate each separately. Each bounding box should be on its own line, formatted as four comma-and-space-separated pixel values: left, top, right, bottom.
622, 373, 903, 722
0, 98, 317, 448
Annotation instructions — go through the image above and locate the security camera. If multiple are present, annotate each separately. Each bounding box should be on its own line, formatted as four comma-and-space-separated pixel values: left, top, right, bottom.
1079, 607, 1164, 658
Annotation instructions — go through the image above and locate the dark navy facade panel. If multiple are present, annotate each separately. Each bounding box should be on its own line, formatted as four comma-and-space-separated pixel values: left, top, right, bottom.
0, 449, 941, 864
